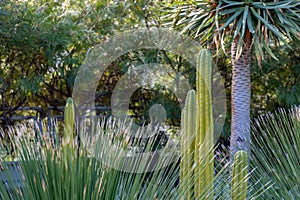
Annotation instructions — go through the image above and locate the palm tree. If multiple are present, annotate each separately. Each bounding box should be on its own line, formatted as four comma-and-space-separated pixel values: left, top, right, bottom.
161, 0, 300, 159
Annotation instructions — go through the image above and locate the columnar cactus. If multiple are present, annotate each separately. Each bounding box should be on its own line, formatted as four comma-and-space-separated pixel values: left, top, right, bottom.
180, 49, 250, 199
180, 49, 214, 199
64, 97, 75, 144
180, 90, 196, 199
195, 49, 214, 200
231, 150, 249, 200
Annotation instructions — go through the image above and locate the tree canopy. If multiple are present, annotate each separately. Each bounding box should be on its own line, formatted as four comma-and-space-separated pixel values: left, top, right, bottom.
0, 0, 299, 143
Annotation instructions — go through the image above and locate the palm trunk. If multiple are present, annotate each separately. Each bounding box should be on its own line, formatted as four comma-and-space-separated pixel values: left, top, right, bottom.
230, 36, 252, 161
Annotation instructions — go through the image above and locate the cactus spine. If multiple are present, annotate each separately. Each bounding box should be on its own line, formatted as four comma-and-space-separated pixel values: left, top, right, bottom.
231, 150, 249, 200
180, 49, 214, 199
64, 97, 75, 144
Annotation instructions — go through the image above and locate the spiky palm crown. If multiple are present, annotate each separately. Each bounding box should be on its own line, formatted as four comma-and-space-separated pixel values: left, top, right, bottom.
162, 0, 300, 62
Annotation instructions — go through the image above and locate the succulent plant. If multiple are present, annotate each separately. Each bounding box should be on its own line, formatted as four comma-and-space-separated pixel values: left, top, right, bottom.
64, 97, 75, 145
180, 49, 214, 199
231, 150, 248, 200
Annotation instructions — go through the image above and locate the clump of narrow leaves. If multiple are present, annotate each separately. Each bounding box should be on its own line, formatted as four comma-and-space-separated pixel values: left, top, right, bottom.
251, 107, 300, 199
0, 119, 180, 200
161, 0, 300, 62
0, 117, 269, 200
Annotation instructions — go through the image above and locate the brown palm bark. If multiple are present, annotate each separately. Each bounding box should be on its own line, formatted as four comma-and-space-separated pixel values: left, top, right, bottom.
230, 32, 252, 160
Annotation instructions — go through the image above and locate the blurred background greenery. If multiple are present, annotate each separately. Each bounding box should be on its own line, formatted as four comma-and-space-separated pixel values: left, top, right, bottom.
0, 0, 299, 145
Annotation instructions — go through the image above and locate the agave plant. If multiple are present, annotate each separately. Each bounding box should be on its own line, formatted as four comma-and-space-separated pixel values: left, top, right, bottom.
251, 107, 300, 199
0, 118, 182, 200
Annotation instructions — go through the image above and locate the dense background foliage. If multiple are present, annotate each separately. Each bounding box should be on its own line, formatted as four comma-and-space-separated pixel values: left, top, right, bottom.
1, 0, 299, 143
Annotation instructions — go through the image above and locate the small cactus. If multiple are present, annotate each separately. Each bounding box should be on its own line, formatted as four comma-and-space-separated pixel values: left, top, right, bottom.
64, 97, 75, 144
231, 150, 249, 200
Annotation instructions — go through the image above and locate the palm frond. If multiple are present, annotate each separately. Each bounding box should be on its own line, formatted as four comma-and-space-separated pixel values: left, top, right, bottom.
161, 0, 300, 60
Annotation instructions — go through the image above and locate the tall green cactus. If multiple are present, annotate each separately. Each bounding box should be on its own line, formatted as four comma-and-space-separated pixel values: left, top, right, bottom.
64, 97, 75, 144
180, 90, 196, 199
195, 48, 214, 199
231, 150, 249, 200
180, 49, 214, 199
180, 49, 250, 199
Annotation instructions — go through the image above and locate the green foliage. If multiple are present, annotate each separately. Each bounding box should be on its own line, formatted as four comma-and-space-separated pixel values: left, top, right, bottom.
0, 0, 191, 129
251, 107, 300, 199
251, 40, 300, 115
231, 150, 248, 200
0, 0, 97, 113
0, 0, 157, 117
96, 47, 196, 128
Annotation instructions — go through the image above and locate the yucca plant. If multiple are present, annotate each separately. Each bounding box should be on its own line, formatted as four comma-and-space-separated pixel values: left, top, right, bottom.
251, 107, 300, 199
161, 0, 300, 159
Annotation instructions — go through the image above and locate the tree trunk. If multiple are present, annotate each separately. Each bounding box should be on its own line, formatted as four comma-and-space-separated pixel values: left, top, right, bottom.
230, 36, 252, 161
